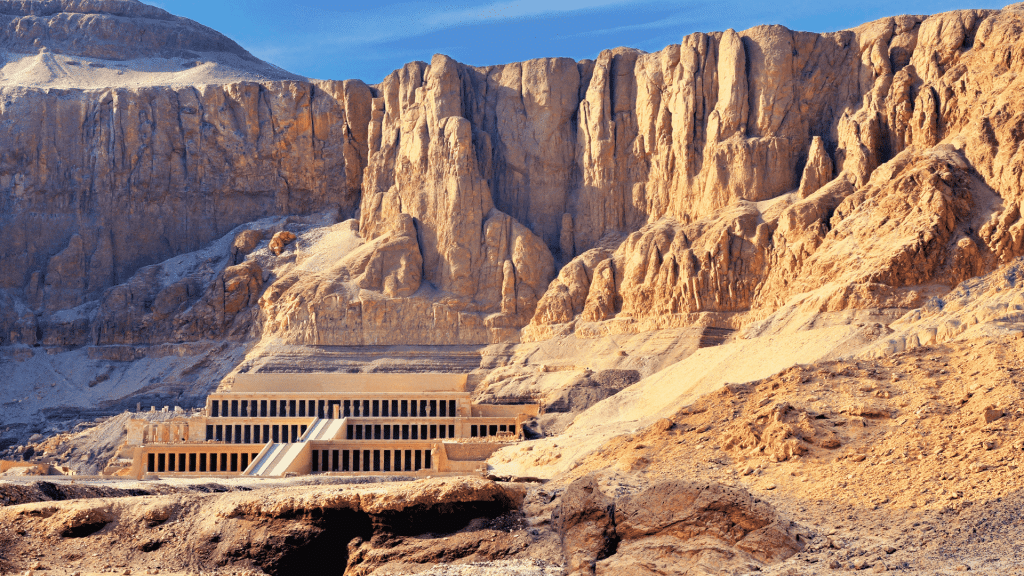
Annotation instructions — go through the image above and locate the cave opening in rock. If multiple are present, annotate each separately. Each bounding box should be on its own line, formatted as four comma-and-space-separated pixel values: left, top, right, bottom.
371, 500, 517, 538
260, 509, 373, 575
60, 521, 109, 538
264, 499, 517, 574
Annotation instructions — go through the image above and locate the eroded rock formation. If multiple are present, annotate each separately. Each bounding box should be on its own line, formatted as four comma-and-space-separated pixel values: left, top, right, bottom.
0, 477, 530, 575
0, 79, 370, 312
4, 2, 1024, 360
527, 6, 1024, 339
553, 473, 803, 576
0, 0, 373, 347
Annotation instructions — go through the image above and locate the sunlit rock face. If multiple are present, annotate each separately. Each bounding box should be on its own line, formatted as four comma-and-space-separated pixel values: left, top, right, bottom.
527, 8, 1024, 339
5, 3, 1024, 352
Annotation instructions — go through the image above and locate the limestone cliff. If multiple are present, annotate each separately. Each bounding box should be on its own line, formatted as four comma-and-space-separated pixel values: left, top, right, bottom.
279, 55, 560, 346
0, 78, 372, 344
0, 1, 373, 348
4, 1, 1024, 358
0, 0, 262, 61
527, 6, 1024, 339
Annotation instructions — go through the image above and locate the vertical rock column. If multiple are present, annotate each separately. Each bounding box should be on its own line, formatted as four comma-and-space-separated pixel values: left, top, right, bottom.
353, 55, 555, 342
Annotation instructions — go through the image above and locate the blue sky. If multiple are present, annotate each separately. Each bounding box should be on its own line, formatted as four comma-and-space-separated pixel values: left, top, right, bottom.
158, 0, 1005, 83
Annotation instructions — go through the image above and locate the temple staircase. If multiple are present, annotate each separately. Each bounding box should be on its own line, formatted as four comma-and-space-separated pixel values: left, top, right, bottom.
244, 418, 345, 477
303, 418, 346, 441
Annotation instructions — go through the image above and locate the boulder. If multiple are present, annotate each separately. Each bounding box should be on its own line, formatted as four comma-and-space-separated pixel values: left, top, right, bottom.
269, 231, 297, 256
231, 230, 265, 264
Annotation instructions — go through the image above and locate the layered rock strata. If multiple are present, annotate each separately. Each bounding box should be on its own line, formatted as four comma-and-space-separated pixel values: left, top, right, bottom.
0, 0, 268, 61
0, 477, 530, 574
527, 7, 1024, 339
0, 78, 371, 308
0, 1, 374, 347
4, 3, 1024, 355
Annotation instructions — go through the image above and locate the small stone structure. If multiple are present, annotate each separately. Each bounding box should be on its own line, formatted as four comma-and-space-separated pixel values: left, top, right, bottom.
125, 373, 538, 479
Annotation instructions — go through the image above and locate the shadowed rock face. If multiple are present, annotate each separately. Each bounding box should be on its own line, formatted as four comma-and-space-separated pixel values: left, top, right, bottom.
4, 4, 1024, 352
0, 79, 372, 334
0, 0, 372, 347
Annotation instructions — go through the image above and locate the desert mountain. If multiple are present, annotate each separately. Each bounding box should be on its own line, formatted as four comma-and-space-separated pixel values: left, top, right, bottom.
0, 0, 1023, 474
0, 0, 302, 88
3, 1, 1024, 575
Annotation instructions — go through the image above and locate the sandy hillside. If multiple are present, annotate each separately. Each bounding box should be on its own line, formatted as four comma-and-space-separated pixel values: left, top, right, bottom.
0, 49, 302, 89
545, 334, 1024, 574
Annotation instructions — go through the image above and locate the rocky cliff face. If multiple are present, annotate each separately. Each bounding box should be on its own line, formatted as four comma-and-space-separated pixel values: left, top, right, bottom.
4, 1, 1024, 356
0, 0, 372, 348
269, 56, 560, 346
0, 78, 371, 344
269, 4, 1024, 348
527, 6, 1024, 340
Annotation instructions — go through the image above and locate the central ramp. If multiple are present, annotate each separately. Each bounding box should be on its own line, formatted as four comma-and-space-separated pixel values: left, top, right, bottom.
303, 418, 346, 441
245, 418, 345, 476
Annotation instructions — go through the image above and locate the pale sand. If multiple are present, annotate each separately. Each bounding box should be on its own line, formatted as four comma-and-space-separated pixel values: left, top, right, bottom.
487, 323, 879, 480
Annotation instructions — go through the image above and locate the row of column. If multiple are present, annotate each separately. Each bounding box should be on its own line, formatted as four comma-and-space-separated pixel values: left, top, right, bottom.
311, 448, 432, 473
147, 451, 259, 473
210, 398, 459, 419
206, 423, 309, 444
470, 423, 514, 437
347, 423, 455, 441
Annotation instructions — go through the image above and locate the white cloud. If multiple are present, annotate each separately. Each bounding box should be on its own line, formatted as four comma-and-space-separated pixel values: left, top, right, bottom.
297, 0, 672, 47
552, 10, 698, 39
550, 0, 772, 40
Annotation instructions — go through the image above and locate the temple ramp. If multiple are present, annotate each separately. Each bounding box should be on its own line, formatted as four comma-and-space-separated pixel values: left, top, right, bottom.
302, 418, 346, 441
246, 443, 285, 476
245, 419, 343, 477
246, 441, 310, 477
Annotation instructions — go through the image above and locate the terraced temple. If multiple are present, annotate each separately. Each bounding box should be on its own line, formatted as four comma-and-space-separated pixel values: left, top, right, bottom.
121, 373, 538, 478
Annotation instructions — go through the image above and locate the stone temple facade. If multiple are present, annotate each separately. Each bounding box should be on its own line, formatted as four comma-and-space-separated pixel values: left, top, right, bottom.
123, 373, 538, 479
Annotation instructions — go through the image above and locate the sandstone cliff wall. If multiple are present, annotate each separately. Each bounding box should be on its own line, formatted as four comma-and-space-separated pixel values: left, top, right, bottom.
4, 4, 1024, 352
0, 79, 371, 344
527, 7, 1024, 339
360, 24, 874, 262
